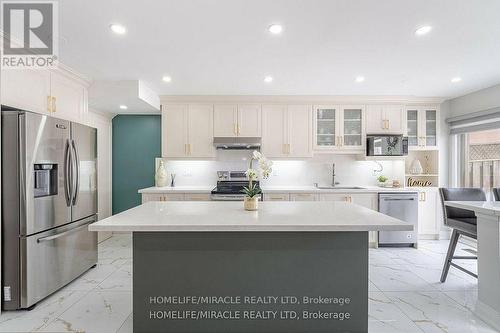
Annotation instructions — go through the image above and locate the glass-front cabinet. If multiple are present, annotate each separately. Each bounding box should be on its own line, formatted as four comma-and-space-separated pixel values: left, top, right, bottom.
405, 106, 438, 150
315, 107, 337, 147
314, 105, 365, 151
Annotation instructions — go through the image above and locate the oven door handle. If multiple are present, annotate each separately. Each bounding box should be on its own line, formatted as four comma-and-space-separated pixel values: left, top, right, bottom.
37, 220, 94, 243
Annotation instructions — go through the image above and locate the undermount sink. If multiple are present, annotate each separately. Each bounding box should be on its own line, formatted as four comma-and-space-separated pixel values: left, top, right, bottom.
315, 186, 366, 190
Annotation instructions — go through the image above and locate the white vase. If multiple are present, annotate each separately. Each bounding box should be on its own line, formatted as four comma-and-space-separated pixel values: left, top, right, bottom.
410, 158, 423, 175
155, 160, 168, 187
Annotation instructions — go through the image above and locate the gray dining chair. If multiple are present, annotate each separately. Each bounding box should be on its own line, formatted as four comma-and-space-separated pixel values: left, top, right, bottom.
494, 188, 500, 201
439, 188, 486, 282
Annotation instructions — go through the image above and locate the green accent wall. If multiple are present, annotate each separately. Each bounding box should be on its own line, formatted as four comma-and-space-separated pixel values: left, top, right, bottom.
112, 115, 161, 214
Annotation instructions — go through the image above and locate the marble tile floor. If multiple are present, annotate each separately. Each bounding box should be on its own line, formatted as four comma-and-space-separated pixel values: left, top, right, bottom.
0, 234, 497, 333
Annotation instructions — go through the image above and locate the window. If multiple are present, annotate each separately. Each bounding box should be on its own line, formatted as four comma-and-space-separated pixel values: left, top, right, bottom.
461, 128, 500, 194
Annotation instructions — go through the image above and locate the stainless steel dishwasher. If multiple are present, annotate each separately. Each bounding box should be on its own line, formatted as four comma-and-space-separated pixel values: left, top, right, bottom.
378, 193, 418, 247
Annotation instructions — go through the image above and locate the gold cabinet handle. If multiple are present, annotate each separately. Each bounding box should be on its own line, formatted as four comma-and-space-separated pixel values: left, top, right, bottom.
188, 143, 192, 155
47, 96, 52, 112
386, 119, 389, 129
52, 97, 56, 113
233, 123, 237, 135
237, 124, 241, 135
287, 143, 291, 154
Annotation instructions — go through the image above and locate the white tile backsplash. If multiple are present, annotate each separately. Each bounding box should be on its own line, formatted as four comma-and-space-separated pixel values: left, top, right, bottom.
156, 150, 405, 187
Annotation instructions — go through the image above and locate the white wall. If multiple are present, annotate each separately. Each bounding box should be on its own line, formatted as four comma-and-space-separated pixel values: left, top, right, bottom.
86, 108, 113, 241
157, 151, 405, 188
447, 83, 500, 118
439, 100, 450, 186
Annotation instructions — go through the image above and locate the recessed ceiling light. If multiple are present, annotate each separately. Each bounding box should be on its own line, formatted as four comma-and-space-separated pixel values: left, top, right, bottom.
451, 77, 462, 83
110, 24, 127, 35
119, 105, 128, 110
415, 25, 432, 36
355, 76, 365, 83
264, 76, 273, 83
268, 24, 283, 34
162, 76, 172, 82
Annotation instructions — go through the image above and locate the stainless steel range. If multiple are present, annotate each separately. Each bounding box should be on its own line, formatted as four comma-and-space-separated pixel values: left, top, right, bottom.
210, 171, 262, 201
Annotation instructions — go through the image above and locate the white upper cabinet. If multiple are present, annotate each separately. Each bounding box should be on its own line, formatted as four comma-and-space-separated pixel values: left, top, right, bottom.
162, 104, 215, 158
313, 105, 364, 152
1, 68, 88, 122
287, 105, 312, 157
213, 104, 238, 137
213, 104, 261, 137
262, 105, 288, 158
162, 104, 188, 158
188, 104, 216, 157
314, 105, 339, 149
237, 104, 262, 137
49, 71, 87, 122
1, 69, 51, 115
366, 105, 404, 134
405, 106, 439, 150
262, 105, 312, 158
340, 105, 365, 150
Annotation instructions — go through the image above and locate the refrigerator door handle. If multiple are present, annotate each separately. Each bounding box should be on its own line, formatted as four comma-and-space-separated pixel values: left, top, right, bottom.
71, 139, 80, 205
64, 139, 72, 206
36, 220, 94, 243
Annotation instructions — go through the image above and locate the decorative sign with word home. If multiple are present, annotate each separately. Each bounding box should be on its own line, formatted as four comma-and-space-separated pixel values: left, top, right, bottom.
407, 177, 433, 187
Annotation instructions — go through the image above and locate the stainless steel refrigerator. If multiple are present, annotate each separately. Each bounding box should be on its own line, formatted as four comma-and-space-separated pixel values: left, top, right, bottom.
1, 107, 98, 310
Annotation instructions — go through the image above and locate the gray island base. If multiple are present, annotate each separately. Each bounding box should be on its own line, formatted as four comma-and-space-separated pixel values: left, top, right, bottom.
134, 231, 368, 333
89, 201, 412, 333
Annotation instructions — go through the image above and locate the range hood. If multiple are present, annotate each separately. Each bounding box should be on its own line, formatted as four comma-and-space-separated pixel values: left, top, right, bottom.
213, 137, 261, 150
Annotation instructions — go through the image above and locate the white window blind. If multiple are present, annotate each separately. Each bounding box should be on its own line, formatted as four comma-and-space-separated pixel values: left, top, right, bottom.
447, 107, 500, 134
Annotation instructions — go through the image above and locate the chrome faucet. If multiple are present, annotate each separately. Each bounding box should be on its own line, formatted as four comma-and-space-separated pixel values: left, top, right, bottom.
332, 163, 340, 187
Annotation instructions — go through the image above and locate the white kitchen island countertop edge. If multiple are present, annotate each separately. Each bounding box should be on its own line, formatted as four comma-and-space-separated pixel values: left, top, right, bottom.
89, 201, 413, 232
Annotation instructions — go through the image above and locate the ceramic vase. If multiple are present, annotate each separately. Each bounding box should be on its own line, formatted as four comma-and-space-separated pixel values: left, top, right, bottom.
410, 158, 423, 175
244, 196, 258, 211
155, 160, 168, 187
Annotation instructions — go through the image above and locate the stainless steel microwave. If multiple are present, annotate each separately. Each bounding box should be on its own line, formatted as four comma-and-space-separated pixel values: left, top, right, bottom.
366, 135, 408, 156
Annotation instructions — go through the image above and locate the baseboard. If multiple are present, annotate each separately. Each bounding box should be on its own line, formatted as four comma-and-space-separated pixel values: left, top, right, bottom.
418, 234, 440, 240
439, 228, 452, 240
475, 300, 500, 332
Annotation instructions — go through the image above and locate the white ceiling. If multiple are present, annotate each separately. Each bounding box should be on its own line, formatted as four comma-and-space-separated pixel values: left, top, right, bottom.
60, 0, 500, 98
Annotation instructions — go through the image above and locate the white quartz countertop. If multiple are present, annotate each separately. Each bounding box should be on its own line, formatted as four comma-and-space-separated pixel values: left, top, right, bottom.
138, 186, 214, 194
138, 185, 420, 194
445, 201, 500, 217
89, 201, 413, 232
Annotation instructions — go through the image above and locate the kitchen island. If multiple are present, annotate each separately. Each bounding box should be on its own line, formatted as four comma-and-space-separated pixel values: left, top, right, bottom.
90, 201, 411, 333
445, 201, 500, 331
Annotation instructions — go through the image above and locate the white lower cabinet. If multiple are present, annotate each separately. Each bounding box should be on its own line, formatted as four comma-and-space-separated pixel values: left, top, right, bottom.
184, 193, 211, 201
142, 193, 185, 203
320, 192, 378, 245
142, 193, 211, 203
289, 193, 318, 201
263, 193, 290, 201
417, 188, 440, 236
319, 193, 352, 202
